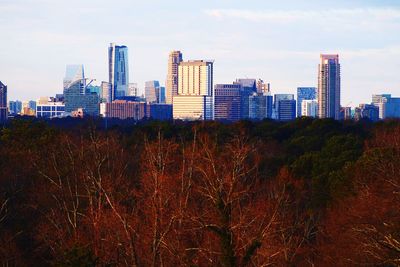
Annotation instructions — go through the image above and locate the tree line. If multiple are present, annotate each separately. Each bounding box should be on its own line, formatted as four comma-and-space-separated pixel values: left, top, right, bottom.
0, 117, 399, 266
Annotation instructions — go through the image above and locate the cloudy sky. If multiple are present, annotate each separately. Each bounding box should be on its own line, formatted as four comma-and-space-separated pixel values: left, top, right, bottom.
1, 0, 400, 105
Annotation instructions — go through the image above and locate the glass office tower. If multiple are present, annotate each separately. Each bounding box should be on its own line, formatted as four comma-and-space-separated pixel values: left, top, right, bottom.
109, 43, 129, 100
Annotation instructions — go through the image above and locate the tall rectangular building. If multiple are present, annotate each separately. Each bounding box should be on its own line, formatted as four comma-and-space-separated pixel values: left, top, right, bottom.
173, 60, 214, 121
318, 54, 341, 120
178, 60, 213, 96
109, 43, 129, 100
297, 87, 317, 117
0, 81, 7, 122
166, 51, 183, 104
214, 83, 242, 121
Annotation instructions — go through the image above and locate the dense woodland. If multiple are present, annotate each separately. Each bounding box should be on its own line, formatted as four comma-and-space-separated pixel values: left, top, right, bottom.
0, 117, 399, 266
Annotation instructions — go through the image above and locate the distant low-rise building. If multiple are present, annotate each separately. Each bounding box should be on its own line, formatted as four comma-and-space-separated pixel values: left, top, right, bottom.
100, 100, 146, 120
36, 98, 65, 118
173, 95, 213, 120
146, 104, 172, 120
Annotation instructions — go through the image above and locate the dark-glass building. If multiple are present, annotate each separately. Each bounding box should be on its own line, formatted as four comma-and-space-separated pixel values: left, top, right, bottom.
109, 43, 129, 100
0, 81, 7, 122
214, 83, 242, 121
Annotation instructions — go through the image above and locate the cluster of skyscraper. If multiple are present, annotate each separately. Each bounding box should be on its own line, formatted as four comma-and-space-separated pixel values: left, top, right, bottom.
2, 48, 400, 123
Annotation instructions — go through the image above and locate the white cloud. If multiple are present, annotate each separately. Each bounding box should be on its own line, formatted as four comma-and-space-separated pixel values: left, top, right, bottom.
204, 8, 400, 24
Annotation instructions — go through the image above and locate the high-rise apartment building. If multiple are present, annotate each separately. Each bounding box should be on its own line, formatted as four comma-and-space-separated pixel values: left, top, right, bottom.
109, 43, 129, 100
166, 51, 183, 104
318, 54, 341, 120
301, 100, 318, 117
145, 81, 160, 103
0, 81, 7, 122
173, 60, 214, 120
178, 60, 213, 96
297, 87, 317, 117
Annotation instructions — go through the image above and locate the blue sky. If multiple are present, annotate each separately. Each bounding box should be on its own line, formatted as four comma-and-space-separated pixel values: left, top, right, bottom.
1, 0, 400, 105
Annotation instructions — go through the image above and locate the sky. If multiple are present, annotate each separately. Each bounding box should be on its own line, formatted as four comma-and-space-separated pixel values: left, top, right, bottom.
1, 0, 400, 106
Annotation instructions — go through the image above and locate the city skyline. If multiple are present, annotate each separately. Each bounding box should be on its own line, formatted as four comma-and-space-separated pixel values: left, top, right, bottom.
1, 0, 400, 106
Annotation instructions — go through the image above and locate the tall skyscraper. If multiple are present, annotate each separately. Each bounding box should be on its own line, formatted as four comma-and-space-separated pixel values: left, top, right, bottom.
166, 51, 183, 104
0, 81, 7, 122
297, 87, 317, 117
318, 54, 341, 120
109, 43, 129, 100
173, 60, 214, 120
145, 81, 160, 103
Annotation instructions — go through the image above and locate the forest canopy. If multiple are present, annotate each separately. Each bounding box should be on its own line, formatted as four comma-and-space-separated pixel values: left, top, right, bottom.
0, 117, 399, 266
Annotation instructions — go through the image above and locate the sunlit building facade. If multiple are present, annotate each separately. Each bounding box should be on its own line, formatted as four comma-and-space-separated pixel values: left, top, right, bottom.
100, 100, 146, 120
173, 60, 214, 120
166, 51, 182, 104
